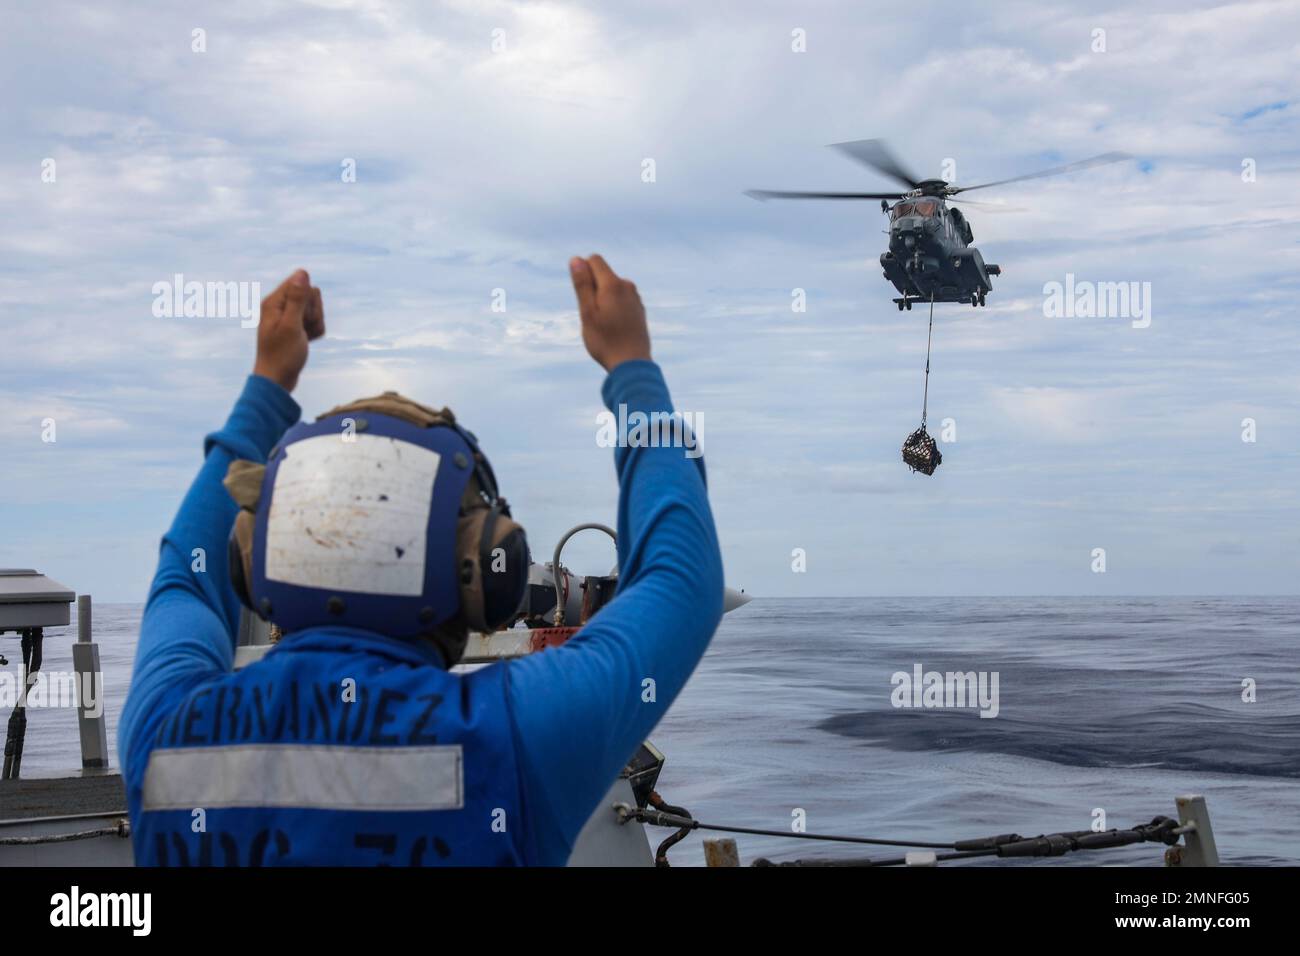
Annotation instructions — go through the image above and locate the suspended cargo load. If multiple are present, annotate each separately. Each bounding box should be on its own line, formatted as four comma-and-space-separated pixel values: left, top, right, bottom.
902, 426, 942, 475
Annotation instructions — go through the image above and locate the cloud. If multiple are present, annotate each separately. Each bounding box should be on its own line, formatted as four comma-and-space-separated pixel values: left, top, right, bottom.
1, 0, 1298, 599
989, 386, 1125, 443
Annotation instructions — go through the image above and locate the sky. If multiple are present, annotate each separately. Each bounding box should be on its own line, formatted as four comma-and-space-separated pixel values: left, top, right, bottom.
1, 0, 1297, 601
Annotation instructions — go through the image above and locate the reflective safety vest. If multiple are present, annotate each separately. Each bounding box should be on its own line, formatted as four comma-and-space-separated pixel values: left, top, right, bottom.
128, 628, 527, 866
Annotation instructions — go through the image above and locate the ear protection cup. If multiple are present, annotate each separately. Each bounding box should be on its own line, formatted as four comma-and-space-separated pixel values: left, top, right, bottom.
456, 492, 529, 633
222, 456, 268, 617
228, 508, 258, 615
447, 424, 529, 633
482, 522, 530, 629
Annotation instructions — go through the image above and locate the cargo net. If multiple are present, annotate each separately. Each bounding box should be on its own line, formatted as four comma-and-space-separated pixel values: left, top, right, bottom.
902, 426, 942, 475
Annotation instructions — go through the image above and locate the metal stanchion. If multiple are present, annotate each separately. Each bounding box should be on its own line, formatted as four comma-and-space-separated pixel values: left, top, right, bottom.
72, 595, 109, 770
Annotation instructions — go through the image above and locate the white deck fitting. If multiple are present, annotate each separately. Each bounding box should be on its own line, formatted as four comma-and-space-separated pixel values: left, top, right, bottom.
0, 569, 75, 630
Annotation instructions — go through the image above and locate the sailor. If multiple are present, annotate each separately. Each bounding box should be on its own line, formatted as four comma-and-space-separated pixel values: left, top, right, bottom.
119, 257, 724, 865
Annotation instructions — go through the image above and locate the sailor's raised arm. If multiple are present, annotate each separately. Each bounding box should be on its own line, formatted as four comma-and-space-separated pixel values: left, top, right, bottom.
501, 256, 724, 860
119, 272, 320, 768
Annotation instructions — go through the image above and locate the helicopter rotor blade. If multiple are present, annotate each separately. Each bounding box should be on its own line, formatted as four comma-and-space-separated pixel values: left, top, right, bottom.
948, 197, 1028, 213
827, 139, 923, 190
745, 189, 904, 201
949, 151, 1131, 194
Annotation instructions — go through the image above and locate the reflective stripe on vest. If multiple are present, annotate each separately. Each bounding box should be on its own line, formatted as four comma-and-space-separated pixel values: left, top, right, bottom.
143, 743, 464, 812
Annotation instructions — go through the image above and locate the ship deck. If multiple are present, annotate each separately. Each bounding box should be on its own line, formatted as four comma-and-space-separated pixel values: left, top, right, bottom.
0, 773, 126, 822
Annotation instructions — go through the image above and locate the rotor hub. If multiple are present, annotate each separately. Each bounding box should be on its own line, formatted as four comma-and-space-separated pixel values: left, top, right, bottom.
910, 179, 951, 198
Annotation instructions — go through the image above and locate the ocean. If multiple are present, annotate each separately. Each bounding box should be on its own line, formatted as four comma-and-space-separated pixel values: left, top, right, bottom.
7, 597, 1298, 866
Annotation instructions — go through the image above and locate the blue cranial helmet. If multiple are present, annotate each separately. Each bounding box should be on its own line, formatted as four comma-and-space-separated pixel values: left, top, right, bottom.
226, 393, 529, 644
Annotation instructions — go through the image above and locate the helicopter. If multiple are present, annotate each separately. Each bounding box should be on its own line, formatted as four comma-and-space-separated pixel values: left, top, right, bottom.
746, 139, 1129, 311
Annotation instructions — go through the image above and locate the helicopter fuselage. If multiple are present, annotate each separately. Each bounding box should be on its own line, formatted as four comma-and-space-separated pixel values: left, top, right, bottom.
745, 140, 1129, 312
880, 185, 999, 310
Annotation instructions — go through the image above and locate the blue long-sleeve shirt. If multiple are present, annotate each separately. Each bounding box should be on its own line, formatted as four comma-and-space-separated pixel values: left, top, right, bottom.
119, 361, 724, 865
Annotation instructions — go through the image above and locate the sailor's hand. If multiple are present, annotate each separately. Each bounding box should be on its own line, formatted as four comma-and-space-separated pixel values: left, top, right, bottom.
253, 269, 325, 393
569, 254, 652, 372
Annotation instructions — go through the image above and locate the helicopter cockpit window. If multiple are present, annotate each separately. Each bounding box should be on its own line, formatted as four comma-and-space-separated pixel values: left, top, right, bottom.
892, 200, 938, 219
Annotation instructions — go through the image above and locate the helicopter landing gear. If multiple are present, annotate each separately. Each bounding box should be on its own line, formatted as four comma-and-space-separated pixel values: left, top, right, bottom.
894, 296, 915, 311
